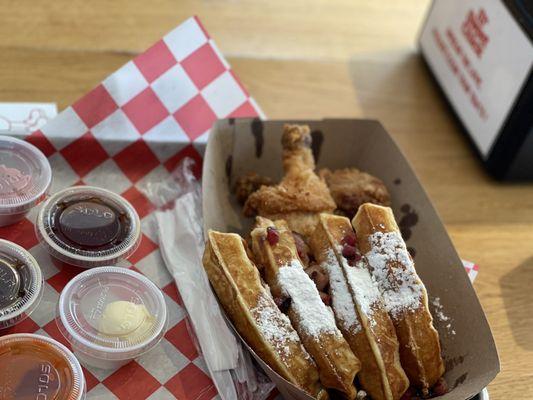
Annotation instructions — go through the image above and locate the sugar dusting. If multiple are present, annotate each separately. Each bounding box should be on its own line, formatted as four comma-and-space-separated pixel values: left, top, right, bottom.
432, 297, 455, 335
336, 248, 382, 326
251, 292, 301, 357
321, 250, 361, 333
277, 260, 341, 338
365, 231, 423, 319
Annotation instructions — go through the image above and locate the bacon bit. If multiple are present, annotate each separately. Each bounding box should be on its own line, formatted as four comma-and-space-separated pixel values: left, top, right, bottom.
266, 227, 279, 246
431, 378, 448, 396
305, 264, 329, 291
292, 231, 311, 267
347, 253, 362, 266
342, 244, 357, 259
319, 292, 331, 306
400, 387, 417, 400
274, 296, 292, 313
341, 234, 357, 247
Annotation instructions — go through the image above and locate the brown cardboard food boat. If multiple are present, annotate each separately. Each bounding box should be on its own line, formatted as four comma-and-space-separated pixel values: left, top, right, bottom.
202, 118, 499, 400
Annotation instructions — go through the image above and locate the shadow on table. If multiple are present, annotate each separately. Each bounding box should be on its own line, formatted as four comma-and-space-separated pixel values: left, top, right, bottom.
346, 50, 451, 124
500, 256, 533, 350
346, 50, 487, 173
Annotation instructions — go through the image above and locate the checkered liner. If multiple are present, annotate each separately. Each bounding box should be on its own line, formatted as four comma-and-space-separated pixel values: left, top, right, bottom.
0, 16, 262, 400
0, 16, 479, 400
463, 260, 479, 283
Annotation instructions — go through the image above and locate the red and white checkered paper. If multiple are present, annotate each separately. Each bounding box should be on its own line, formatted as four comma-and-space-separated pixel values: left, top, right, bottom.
0, 16, 479, 400
0, 16, 263, 400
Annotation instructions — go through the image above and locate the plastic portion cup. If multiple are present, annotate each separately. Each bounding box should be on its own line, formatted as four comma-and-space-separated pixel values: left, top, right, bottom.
36, 186, 141, 268
57, 267, 167, 369
0, 239, 44, 329
0, 135, 52, 227
0, 333, 86, 400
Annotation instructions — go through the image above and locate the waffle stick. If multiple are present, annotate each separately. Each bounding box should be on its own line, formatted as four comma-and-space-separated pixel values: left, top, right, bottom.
203, 230, 328, 399
251, 217, 360, 399
352, 204, 445, 395
309, 213, 409, 400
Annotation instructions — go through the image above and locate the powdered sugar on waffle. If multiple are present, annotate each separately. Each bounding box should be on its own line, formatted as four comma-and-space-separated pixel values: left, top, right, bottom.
335, 248, 382, 326
321, 250, 361, 333
365, 231, 423, 319
277, 260, 341, 338
251, 292, 301, 357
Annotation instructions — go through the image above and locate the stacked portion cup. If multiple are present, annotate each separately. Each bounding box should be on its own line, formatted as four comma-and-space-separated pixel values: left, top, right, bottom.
0, 135, 51, 226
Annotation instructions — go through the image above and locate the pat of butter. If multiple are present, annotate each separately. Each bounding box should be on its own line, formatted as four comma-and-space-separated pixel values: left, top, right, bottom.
98, 301, 155, 340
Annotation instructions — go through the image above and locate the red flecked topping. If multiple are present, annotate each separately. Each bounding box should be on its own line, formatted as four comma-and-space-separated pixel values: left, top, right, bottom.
341, 234, 357, 247
274, 296, 291, 313
400, 387, 417, 400
319, 292, 331, 306
431, 378, 448, 396
292, 231, 311, 267
342, 244, 357, 259
266, 226, 279, 246
305, 264, 329, 291
347, 253, 362, 266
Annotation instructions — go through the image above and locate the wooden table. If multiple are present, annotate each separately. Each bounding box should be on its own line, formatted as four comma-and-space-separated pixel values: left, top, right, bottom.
2, 1, 531, 398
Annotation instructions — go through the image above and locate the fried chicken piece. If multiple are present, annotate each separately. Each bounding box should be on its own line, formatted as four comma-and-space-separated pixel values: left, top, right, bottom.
243, 124, 336, 238
234, 172, 273, 205
319, 168, 391, 219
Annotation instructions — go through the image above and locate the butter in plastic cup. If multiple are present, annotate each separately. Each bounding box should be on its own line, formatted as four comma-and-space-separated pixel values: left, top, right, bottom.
57, 266, 167, 369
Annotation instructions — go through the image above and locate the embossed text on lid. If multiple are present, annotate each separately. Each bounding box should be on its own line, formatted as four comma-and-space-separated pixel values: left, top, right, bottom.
0, 334, 85, 400
57, 267, 167, 362
36, 186, 141, 268
58, 201, 121, 248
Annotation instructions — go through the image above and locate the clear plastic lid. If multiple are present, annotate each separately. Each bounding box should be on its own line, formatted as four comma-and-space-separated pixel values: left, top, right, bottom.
0, 239, 44, 329
36, 186, 141, 268
0, 135, 52, 214
57, 267, 167, 361
0, 333, 85, 400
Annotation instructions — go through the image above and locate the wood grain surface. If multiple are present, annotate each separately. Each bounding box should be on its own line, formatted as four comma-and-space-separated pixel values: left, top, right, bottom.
1, 0, 531, 398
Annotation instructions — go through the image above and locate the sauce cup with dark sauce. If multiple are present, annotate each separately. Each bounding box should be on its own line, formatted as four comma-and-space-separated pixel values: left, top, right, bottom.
36, 186, 141, 268
0, 239, 43, 329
